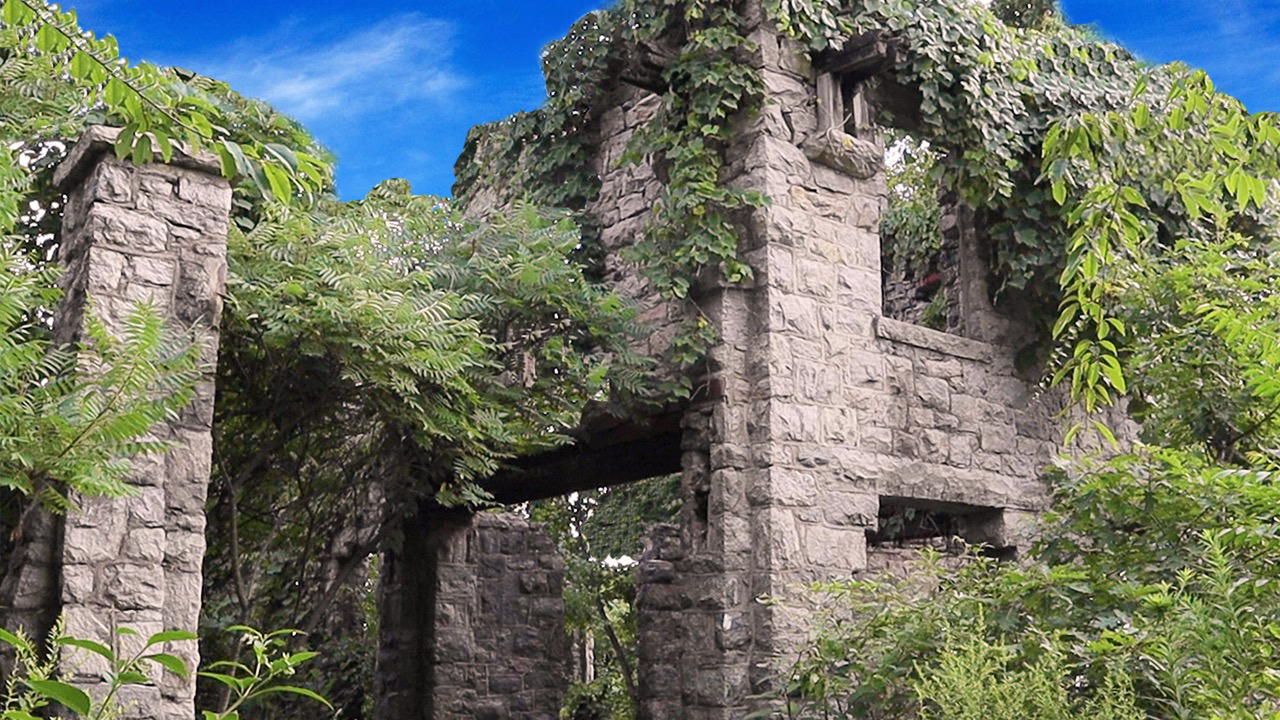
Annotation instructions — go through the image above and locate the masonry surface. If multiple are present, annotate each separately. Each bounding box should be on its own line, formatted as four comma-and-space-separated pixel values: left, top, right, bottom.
459, 2, 1133, 718
0, 127, 231, 720
0, 7, 1138, 718
376, 510, 568, 720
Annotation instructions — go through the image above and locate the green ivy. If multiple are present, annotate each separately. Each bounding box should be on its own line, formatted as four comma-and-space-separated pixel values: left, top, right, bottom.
880, 132, 943, 280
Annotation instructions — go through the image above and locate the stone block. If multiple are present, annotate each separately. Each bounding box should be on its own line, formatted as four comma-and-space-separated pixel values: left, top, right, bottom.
980, 423, 1018, 454
164, 530, 205, 573
86, 204, 169, 253
762, 467, 818, 507
948, 433, 977, 468
126, 485, 166, 528
802, 524, 867, 571
860, 426, 894, 454
915, 375, 951, 411
773, 292, 818, 336
102, 563, 164, 610
63, 522, 126, 567
822, 492, 877, 527
136, 191, 227, 235
131, 255, 176, 286
177, 175, 233, 210
87, 159, 135, 204
86, 246, 129, 293
842, 350, 884, 389
772, 403, 822, 443
920, 429, 950, 462
794, 258, 837, 297
122, 527, 166, 564
62, 564, 96, 605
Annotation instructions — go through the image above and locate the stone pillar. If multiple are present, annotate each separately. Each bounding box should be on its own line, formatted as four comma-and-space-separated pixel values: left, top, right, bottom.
49, 126, 230, 719
376, 510, 569, 720
638, 6, 889, 717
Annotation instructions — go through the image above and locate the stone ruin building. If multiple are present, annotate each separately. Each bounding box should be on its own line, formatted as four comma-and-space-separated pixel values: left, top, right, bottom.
0, 3, 1134, 719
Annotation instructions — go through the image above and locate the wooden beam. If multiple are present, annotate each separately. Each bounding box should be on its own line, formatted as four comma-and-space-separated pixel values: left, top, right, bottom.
816, 31, 901, 81
481, 408, 684, 504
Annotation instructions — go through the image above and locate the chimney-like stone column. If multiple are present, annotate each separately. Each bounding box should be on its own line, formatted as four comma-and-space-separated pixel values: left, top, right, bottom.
48, 126, 231, 719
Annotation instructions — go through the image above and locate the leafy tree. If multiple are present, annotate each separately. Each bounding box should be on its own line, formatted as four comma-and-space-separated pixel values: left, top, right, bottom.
531, 474, 682, 720
764, 0, 1280, 717
4, 2, 654, 714
200, 184, 650, 714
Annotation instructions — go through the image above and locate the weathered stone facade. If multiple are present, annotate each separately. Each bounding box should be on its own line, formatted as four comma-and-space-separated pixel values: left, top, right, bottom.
376, 510, 568, 720
0, 127, 230, 719
0, 6, 1138, 719
455, 4, 1135, 718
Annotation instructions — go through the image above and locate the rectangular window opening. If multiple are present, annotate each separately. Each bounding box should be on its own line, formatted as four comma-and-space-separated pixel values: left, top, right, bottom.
868, 498, 1014, 559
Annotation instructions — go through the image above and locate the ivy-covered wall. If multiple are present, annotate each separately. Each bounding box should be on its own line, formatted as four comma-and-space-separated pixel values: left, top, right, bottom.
451, 0, 1153, 717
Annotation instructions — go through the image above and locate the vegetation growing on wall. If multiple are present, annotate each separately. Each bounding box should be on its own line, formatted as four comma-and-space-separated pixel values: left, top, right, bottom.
453, 0, 1215, 393
768, 26, 1280, 720
455, 0, 767, 389
880, 132, 942, 283
4, 2, 651, 714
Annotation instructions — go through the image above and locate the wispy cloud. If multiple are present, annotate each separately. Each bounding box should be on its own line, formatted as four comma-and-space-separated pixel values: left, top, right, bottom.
188, 14, 465, 125
1085, 0, 1280, 111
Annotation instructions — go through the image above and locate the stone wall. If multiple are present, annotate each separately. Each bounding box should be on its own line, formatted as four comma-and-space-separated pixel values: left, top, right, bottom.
376, 511, 568, 720
460, 86, 687, 380
587, 89, 690, 367
452, 5, 1135, 717
0, 127, 230, 719
627, 6, 1108, 717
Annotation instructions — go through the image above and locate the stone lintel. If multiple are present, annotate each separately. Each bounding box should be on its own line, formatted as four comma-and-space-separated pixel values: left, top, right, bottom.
874, 316, 993, 363
54, 126, 224, 192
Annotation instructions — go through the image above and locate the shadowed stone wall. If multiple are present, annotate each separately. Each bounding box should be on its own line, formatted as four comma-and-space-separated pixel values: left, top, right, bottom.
626, 6, 1132, 718
0, 126, 230, 719
449, 5, 1136, 717
376, 511, 568, 720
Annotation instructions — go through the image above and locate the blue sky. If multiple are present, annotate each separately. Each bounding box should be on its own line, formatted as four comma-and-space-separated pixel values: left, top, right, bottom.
71, 1, 1280, 201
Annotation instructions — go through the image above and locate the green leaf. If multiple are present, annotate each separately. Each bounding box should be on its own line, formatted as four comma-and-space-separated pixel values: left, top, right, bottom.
26, 680, 91, 715
113, 124, 137, 161
132, 133, 153, 167
262, 163, 292, 203
220, 140, 250, 177
145, 630, 198, 646
114, 671, 150, 685
249, 685, 333, 708
2, 0, 37, 25
70, 51, 103, 83
143, 652, 189, 678
0, 628, 32, 654
105, 77, 131, 107
35, 23, 68, 53
189, 111, 214, 139
1092, 419, 1119, 448
198, 671, 251, 693
1100, 358, 1128, 394
58, 637, 115, 662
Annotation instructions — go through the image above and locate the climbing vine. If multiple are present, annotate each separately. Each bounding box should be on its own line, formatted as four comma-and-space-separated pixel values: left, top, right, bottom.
455, 1, 769, 391
1, 0, 331, 225
455, 0, 1263, 407
620, 0, 767, 372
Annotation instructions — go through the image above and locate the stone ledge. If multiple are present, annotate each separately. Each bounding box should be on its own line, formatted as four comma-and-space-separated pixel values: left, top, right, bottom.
874, 316, 992, 363
801, 129, 881, 179
54, 126, 224, 192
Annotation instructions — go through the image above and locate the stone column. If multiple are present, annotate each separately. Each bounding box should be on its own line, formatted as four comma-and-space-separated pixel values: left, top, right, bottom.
637, 6, 887, 717
376, 510, 569, 720
49, 126, 231, 719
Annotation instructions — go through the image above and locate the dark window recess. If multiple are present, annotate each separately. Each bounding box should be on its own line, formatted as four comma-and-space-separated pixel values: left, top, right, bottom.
840, 74, 868, 136
869, 499, 1015, 558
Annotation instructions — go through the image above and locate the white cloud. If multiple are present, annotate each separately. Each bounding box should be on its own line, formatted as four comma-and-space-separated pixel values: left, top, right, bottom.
188, 14, 465, 124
